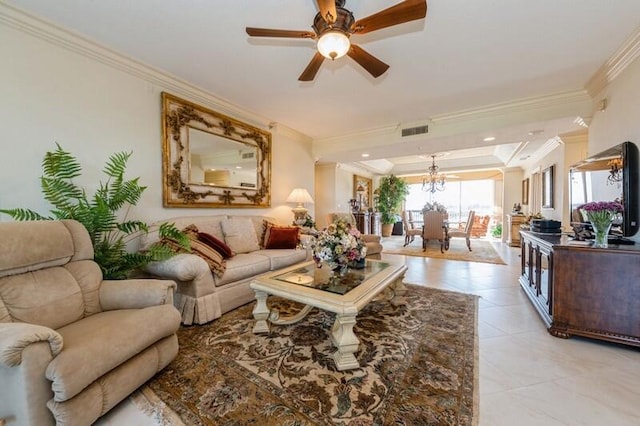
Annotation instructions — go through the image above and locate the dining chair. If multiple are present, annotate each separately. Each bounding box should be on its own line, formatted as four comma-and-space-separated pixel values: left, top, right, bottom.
402, 210, 422, 246
422, 210, 449, 253
448, 210, 475, 251
408, 210, 423, 229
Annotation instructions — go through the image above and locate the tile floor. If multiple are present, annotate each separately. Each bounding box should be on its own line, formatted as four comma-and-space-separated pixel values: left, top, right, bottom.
98, 237, 640, 425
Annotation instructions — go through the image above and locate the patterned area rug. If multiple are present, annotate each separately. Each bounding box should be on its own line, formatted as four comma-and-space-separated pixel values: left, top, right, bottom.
383, 238, 506, 265
133, 285, 479, 425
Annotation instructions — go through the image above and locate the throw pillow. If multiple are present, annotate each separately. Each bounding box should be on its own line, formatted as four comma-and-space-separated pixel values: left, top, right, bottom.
198, 232, 235, 259
169, 224, 227, 278
263, 224, 300, 249
261, 219, 277, 248
220, 218, 261, 254
188, 238, 226, 278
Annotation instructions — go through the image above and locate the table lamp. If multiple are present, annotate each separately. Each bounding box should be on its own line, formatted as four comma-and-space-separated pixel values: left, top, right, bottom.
286, 188, 314, 225
356, 184, 365, 209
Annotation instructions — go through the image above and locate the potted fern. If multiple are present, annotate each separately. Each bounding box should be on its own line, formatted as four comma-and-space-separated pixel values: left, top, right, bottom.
376, 174, 410, 236
0, 144, 188, 279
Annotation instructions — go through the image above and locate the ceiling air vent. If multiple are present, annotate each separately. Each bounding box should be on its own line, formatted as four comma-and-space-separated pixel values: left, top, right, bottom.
401, 125, 429, 137
242, 152, 255, 159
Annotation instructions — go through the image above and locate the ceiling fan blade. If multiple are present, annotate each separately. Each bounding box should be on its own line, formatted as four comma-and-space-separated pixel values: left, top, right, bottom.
352, 0, 427, 35
316, 0, 337, 24
299, 52, 325, 81
246, 27, 316, 38
347, 44, 389, 78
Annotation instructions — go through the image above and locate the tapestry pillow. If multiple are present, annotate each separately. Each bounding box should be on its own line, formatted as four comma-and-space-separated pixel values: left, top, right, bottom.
162, 224, 227, 277
198, 232, 235, 259
261, 220, 277, 248
263, 224, 299, 249
220, 218, 261, 254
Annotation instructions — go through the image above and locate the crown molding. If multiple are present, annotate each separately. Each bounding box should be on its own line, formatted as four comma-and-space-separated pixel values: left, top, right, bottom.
0, 2, 282, 133
336, 162, 373, 176
429, 90, 591, 123
312, 90, 591, 161
585, 27, 640, 97
557, 130, 588, 145
268, 122, 313, 144
529, 136, 564, 165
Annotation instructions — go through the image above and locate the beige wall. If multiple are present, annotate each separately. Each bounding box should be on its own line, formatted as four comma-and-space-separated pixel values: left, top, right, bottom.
0, 18, 313, 229
314, 163, 374, 229
501, 168, 524, 243
314, 163, 337, 229
561, 134, 589, 227
589, 55, 640, 241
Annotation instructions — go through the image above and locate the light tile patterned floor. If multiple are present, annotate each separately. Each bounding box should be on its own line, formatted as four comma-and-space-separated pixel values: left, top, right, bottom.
98, 237, 640, 425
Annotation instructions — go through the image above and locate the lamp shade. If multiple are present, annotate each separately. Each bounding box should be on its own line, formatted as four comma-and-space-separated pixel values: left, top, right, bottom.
286, 188, 314, 205
317, 31, 350, 60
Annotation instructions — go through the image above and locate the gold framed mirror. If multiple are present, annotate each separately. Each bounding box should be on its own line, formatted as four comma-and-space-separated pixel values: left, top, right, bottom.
162, 92, 271, 207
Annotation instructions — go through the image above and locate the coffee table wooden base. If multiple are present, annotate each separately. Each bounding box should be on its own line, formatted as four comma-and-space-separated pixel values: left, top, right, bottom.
252, 290, 316, 333
331, 314, 360, 370
250, 260, 408, 371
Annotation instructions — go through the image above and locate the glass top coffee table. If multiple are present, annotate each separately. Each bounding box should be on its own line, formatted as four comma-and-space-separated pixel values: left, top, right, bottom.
249, 258, 407, 371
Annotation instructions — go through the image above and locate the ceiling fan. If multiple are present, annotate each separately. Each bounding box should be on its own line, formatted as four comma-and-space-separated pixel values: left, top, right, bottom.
246, 0, 427, 81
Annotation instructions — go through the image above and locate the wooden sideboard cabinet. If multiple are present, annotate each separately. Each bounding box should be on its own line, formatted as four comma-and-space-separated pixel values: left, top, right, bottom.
353, 212, 370, 235
508, 214, 527, 247
519, 230, 640, 347
353, 212, 381, 236
369, 212, 381, 236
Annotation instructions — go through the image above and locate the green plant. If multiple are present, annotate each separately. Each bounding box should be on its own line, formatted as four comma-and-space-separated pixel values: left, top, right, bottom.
0, 144, 189, 279
300, 214, 316, 229
491, 223, 502, 238
376, 175, 410, 224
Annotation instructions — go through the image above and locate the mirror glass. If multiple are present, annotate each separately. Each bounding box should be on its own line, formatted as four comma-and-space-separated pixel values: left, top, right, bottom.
162, 92, 271, 208
542, 165, 554, 208
188, 128, 258, 189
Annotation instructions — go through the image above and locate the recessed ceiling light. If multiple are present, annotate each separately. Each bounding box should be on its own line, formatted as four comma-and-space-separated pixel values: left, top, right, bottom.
361, 153, 370, 158
235, 166, 242, 169
483, 136, 496, 142
528, 129, 544, 136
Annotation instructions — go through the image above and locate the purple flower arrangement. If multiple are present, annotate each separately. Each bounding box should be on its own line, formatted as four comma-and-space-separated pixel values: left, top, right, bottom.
580, 201, 623, 247
580, 201, 623, 214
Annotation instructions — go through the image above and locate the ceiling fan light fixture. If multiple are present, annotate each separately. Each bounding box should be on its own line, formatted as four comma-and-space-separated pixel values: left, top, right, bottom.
317, 31, 350, 60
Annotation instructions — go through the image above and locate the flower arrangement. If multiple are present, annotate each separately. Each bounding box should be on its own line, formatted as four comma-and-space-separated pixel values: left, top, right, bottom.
423, 201, 447, 214
311, 219, 366, 272
580, 201, 623, 247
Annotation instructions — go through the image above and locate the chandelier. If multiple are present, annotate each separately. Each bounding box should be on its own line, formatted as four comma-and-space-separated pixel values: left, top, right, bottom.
607, 158, 623, 185
422, 155, 447, 193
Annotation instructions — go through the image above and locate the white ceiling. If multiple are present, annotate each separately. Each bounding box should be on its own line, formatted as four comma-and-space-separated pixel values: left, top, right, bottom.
6, 0, 640, 175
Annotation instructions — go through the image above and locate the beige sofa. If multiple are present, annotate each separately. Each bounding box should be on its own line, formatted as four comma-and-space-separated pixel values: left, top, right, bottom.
0, 220, 181, 426
141, 215, 309, 325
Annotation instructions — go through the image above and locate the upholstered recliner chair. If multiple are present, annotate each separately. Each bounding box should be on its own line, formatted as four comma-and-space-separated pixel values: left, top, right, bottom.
0, 220, 182, 426
327, 213, 383, 257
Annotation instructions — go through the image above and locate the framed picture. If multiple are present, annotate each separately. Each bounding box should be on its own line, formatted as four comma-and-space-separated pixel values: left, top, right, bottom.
542, 165, 554, 208
353, 175, 372, 209
522, 178, 529, 205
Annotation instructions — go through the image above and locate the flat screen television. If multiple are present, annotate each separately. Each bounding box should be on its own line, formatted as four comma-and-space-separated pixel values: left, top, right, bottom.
569, 141, 639, 241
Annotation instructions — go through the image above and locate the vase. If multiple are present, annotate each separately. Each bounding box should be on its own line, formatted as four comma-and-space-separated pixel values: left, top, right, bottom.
349, 258, 366, 269
591, 220, 612, 248
331, 263, 349, 276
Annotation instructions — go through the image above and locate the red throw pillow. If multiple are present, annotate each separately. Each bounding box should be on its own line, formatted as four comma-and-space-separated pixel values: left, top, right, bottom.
197, 232, 235, 259
263, 226, 299, 249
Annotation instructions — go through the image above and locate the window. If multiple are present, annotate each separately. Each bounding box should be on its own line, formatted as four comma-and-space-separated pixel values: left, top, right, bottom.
406, 180, 495, 226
